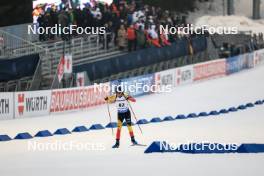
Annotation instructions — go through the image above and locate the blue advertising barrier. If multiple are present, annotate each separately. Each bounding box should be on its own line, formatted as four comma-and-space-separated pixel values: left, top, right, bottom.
198, 112, 209, 117
150, 117, 163, 123
237, 144, 264, 153
176, 114, 186, 119
105, 122, 118, 128
111, 74, 155, 97
73, 36, 207, 81
187, 113, 197, 118
163, 116, 174, 121
219, 109, 229, 114
209, 110, 220, 115
35, 130, 53, 137
122, 122, 135, 126
72, 126, 89, 132
144, 141, 173, 153
54, 128, 71, 135
145, 142, 264, 154
226, 53, 254, 75
89, 124, 105, 130
136, 119, 149, 124
0, 135, 12, 141
0, 98, 263, 142
14, 132, 33, 139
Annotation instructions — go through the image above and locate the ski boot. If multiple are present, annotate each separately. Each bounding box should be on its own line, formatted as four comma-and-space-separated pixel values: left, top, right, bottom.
112, 139, 120, 148
131, 136, 138, 145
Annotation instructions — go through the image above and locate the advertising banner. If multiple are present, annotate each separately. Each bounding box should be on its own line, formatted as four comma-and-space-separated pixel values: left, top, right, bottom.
50, 83, 110, 113
14, 90, 51, 118
176, 65, 194, 85
64, 53, 73, 74
155, 68, 176, 89
254, 49, 264, 67
111, 74, 155, 97
194, 59, 226, 81
76, 72, 85, 87
226, 54, 251, 75
0, 92, 14, 120
57, 56, 64, 83
245, 52, 254, 69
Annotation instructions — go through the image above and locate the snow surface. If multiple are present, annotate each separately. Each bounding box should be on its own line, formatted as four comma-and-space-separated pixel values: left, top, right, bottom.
0, 64, 264, 176
187, 0, 264, 34
194, 15, 264, 34
188, 0, 264, 23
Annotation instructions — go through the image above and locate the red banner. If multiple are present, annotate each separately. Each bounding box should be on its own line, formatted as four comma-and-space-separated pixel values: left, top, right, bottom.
50, 83, 110, 113
194, 59, 226, 82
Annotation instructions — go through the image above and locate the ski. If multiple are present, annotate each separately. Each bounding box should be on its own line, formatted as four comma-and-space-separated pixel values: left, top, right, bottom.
131, 143, 147, 147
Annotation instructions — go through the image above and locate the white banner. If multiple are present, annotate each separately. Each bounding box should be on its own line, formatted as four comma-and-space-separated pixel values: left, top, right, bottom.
57, 56, 64, 83
254, 49, 264, 67
0, 92, 14, 120
176, 65, 194, 86
76, 72, 85, 87
14, 90, 51, 118
64, 53, 73, 74
155, 68, 176, 89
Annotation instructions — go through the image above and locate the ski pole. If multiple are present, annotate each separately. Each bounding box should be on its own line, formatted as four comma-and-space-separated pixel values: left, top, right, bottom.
127, 100, 143, 134
106, 102, 114, 136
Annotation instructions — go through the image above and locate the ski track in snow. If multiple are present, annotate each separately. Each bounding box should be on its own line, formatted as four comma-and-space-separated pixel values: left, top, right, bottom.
0, 65, 264, 176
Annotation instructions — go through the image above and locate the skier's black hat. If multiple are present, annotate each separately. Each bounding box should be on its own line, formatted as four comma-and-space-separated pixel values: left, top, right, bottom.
115, 85, 123, 93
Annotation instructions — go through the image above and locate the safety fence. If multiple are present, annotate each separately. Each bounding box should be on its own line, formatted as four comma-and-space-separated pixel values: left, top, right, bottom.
0, 48, 264, 120
73, 35, 208, 82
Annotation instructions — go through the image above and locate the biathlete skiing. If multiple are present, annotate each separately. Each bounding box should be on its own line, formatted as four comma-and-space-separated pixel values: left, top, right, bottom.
104, 86, 138, 148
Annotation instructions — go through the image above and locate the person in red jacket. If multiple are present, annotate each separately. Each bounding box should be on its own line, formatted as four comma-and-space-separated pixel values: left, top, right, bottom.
105, 87, 137, 148
160, 32, 171, 46
127, 24, 137, 52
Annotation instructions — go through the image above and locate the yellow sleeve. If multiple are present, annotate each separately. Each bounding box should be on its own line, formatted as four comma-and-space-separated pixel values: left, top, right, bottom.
107, 94, 116, 103
123, 92, 129, 99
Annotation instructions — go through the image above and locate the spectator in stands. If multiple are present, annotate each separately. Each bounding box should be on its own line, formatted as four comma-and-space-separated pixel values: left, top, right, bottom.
58, 9, 70, 40
117, 24, 127, 50
0, 35, 4, 55
102, 22, 113, 50
127, 24, 137, 51
37, 11, 45, 41
148, 25, 161, 48
160, 31, 171, 47
33, 0, 195, 52
73, 6, 83, 28
44, 11, 54, 40
50, 5, 58, 40
136, 25, 146, 49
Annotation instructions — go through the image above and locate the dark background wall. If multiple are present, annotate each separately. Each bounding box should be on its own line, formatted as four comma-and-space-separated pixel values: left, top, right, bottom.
0, 0, 32, 27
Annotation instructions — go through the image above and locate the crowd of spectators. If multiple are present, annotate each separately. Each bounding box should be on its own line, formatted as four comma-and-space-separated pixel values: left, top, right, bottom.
33, 0, 190, 52
219, 33, 264, 58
